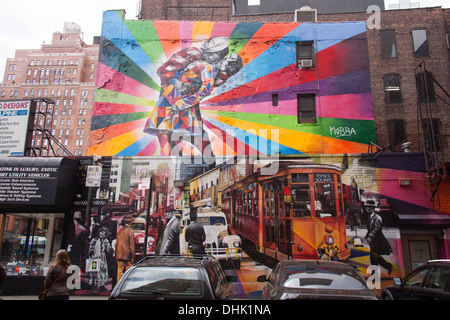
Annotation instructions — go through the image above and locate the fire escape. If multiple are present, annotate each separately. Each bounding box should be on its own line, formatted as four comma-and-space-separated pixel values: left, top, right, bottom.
414, 61, 449, 209
27, 98, 73, 157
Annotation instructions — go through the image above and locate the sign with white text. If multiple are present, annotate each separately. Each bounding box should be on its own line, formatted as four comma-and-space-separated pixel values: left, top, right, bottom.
0, 100, 32, 157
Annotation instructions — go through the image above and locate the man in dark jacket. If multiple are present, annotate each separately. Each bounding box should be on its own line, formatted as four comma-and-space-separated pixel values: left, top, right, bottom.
185, 208, 206, 254
365, 201, 393, 275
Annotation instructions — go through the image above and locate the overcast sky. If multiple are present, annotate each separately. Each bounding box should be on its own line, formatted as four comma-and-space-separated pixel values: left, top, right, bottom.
0, 0, 448, 78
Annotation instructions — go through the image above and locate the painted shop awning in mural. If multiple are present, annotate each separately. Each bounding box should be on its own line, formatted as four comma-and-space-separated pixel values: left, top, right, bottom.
0, 157, 78, 212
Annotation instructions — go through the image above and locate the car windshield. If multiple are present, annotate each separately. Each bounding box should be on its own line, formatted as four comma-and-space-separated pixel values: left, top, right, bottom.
282, 266, 368, 290
121, 267, 203, 296
197, 216, 226, 226
130, 222, 145, 231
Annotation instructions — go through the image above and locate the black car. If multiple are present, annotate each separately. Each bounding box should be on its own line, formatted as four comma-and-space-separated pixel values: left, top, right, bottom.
109, 255, 235, 300
381, 260, 450, 300
257, 259, 380, 300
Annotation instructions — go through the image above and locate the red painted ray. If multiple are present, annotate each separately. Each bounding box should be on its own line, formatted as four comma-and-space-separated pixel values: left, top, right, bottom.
96, 63, 158, 99
153, 20, 182, 59
93, 102, 153, 116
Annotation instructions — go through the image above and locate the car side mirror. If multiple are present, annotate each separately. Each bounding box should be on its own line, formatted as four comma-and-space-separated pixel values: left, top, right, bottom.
393, 277, 402, 286
257, 275, 268, 282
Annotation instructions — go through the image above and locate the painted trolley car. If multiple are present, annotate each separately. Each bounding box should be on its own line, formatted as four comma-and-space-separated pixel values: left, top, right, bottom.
221, 162, 351, 261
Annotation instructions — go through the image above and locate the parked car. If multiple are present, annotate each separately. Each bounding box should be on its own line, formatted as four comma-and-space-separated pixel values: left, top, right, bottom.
257, 259, 380, 300
381, 260, 450, 300
109, 255, 235, 300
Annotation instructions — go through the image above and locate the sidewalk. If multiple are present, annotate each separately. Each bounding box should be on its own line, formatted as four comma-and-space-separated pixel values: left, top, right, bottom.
2, 295, 109, 300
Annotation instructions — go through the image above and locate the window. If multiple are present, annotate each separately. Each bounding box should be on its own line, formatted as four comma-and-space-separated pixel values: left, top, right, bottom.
297, 94, 316, 123
416, 71, 435, 103
404, 268, 428, 286
388, 119, 406, 152
424, 268, 450, 291
314, 174, 337, 218
380, 30, 397, 59
422, 118, 441, 152
384, 74, 402, 104
296, 41, 315, 68
412, 29, 429, 57
272, 94, 278, 107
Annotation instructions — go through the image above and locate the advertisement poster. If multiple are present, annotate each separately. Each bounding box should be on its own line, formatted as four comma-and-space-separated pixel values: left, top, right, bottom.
0, 100, 32, 157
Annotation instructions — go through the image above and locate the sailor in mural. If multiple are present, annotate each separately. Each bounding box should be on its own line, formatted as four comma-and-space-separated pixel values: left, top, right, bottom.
364, 200, 393, 275
143, 37, 243, 156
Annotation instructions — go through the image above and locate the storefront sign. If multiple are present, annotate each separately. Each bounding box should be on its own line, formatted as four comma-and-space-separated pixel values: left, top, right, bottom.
0, 100, 32, 157
0, 157, 77, 207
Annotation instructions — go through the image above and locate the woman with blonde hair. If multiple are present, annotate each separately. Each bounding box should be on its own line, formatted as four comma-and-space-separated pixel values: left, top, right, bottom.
43, 249, 71, 300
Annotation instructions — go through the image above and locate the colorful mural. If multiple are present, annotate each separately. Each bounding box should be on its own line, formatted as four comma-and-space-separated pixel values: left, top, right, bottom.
89, 10, 375, 158
64, 154, 450, 297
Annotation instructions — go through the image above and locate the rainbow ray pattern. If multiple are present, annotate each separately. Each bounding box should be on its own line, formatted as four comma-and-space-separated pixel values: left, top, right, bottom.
89, 10, 375, 156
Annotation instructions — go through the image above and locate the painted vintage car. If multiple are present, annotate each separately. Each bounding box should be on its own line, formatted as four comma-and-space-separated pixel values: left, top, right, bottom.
181, 207, 242, 269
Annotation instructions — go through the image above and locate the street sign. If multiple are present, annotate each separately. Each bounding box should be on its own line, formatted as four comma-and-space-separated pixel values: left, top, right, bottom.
86, 165, 102, 187
138, 177, 151, 190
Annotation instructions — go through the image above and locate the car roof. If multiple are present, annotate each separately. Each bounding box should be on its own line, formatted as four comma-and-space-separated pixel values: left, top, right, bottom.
134, 255, 217, 268
277, 260, 365, 279
427, 259, 450, 264
279, 259, 357, 273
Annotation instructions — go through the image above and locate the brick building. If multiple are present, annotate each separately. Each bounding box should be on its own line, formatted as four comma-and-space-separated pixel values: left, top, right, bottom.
0, 23, 99, 156
141, 1, 450, 163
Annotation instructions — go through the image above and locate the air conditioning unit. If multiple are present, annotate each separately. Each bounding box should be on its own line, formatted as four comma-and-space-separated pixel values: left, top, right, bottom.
295, 7, 317, 22
300, 59, 313, 68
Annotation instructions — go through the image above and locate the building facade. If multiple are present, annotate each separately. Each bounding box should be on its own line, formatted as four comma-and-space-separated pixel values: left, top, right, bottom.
0, 24, 98, 157
1, 2, 449, 297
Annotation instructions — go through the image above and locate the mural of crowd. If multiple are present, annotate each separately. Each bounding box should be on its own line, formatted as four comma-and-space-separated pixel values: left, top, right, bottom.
63, 153, 450, 297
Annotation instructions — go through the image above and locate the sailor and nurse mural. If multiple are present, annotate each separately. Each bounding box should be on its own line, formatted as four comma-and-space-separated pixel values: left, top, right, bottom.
89, 10, 375, 158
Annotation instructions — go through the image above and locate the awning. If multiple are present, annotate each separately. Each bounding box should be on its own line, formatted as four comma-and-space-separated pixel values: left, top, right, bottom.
0, 157, 78, 212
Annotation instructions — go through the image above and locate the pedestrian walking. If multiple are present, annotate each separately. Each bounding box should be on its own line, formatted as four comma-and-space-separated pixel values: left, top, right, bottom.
116, 214, 135, 281
43, 249, 71, 300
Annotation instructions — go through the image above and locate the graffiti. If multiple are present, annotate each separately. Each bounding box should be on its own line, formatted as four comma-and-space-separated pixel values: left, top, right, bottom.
89, 12, 375, 157
329, 126, 357, 138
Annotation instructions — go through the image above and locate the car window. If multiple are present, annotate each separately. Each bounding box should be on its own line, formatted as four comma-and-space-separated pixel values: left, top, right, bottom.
197, 216, 226, 225
283, 273, 367, 290
207, 266, 219, 293
404, 268, 428, 287
121, 266, 203, 296
424, 268, 450, 291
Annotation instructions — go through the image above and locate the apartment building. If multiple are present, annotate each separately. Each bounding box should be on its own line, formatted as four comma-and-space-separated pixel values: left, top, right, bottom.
0, 23, 99, 156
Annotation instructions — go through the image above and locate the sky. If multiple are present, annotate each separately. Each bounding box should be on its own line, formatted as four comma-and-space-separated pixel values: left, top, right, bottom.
0, 0, 448, 78
0, 0, 138, 77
